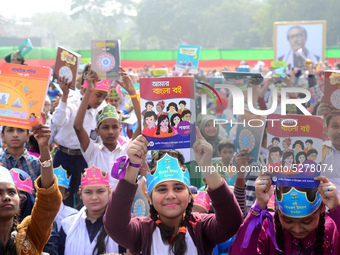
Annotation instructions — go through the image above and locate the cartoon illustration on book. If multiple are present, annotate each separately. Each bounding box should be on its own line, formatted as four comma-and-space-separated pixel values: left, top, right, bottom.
181, 110, 192, 122
142, 111, 157, 137
0, 63, 52, 129
141, 101, 155, 127
167, 102, 178, 120
281, 138, 293, 153
178, 100, 189, 115
140, 76, 195, 150
154, 115, 173, 138
266, 114, 323, 188
170, 113, 182, 135
156, 101, 167, 118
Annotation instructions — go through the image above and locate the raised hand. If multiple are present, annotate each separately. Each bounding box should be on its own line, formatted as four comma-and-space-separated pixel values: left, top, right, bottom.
85, 69, 99, 92
58, 76, 72, 96
315, 176, 340, 212
255, 173, 273, 210
316, 99, 333, 119
193, 127, 213, 167
127, 135, 149, 165
115, 67, 136, 95
30, 124, 51, 147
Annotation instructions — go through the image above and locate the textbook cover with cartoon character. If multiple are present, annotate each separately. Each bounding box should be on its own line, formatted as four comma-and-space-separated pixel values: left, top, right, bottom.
175, 45, 201, 74
0, 63, 52, 129
324, 70, 340, 112
140, 76, 195, 150
53, 46, 81, 90
266, 114, 323, 188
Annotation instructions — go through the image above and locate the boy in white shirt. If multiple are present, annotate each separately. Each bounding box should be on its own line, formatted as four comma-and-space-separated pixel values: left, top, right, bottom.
73, 67, 141, 188
50, 76, 109, 208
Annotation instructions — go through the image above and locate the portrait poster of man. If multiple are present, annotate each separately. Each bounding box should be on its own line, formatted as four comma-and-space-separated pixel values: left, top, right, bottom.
274, 21, 326, 70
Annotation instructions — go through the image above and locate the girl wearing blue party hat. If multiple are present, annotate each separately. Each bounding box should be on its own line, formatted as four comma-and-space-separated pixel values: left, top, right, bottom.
103, 127, 243, 255
229, 175, 340, 254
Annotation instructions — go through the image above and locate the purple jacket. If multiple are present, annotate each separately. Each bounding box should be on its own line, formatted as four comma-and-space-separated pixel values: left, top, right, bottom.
229, 205, 340, 255
103, 179, 243, 255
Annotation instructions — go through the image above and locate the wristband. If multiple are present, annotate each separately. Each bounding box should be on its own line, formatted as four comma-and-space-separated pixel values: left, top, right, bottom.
111, 155, 143, 180
129, 93, 140, 99
129, 161, 143, 168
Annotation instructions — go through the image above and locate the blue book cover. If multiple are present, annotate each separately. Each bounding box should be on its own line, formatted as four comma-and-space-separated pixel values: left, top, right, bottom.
175, 45, 201, 74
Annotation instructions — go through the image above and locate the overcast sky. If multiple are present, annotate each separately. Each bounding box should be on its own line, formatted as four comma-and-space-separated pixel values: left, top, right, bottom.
1, 0, 72, 20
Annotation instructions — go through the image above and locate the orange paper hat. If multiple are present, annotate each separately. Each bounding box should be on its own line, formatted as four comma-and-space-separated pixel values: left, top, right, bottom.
81, 165, 109, 187
193, 191, 210, 213
83, 79, 110, 92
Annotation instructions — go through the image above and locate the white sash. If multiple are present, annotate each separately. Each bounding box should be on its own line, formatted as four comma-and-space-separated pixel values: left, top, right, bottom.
62, 206, 118, 255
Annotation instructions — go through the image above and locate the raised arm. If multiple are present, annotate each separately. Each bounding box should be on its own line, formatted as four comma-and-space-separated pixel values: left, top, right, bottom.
103, 135, 149, 251
73, 70, 99, 152
31, 124, 54, 188
193, 127, 223, 190
193, 127, 243, 244
51, 77, 72, 127
115, 67, 142, 140
26, 124, 62, 253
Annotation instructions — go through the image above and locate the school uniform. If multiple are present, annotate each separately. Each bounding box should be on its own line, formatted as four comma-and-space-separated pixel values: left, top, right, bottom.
59, 207, 119, 255
50, 98, 99, 207
55, 202, 79, 232
81, 139, 131, 188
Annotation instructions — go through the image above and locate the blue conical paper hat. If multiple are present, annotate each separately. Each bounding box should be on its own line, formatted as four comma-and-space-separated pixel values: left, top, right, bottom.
147, 153, 190, 193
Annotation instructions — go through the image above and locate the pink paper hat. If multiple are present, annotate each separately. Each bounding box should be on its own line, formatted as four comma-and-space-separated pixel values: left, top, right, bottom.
83, 79, 110, 92
81, 165, 109, 187
9, 168, 33, 194
193, 191, 210, 213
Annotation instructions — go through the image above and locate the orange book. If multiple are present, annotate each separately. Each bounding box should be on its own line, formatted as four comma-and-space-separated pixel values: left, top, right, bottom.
0, 63, 52, 129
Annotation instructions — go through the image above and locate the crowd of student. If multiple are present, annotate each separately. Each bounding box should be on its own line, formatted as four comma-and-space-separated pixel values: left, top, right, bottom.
0, 50, 340, 255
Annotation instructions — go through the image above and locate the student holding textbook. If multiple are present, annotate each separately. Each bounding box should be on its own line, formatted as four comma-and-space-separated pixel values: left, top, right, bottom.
50, 75, 108, 208
103, 128, 242, 254
229, 174, 340, 254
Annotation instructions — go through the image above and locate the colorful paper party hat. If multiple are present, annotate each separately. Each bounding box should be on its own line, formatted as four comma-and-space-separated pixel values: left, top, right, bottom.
9, 168, 33, 194
193, 191, 210, 213
276, 187, 321, 218
96, 103, 120, 126
54, 166, 71, 189
147, 153, 190, 193
83, 79, 110, 92
108, 87, 120, 98
81, 165, 109, 187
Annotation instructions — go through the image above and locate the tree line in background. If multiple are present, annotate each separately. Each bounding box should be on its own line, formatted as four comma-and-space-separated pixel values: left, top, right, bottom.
25, 0, 340, 50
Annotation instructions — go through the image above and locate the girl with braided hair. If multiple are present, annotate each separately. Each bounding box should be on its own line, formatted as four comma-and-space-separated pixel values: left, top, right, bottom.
103, 127, 243, 255
229, 175, 340, 254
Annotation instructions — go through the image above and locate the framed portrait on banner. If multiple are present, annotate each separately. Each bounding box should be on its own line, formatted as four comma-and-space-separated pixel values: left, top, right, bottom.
274, 20, 326, 70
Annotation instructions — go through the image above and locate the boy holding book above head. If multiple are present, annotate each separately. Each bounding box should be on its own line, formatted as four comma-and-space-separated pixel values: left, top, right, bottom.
73, 67, 141, 189
50, 75, 108, 208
